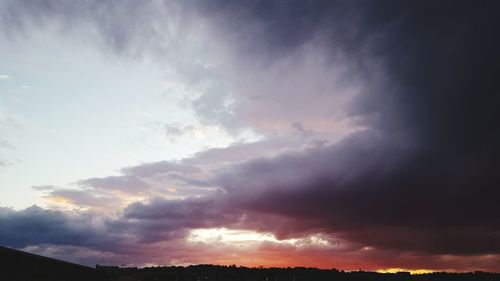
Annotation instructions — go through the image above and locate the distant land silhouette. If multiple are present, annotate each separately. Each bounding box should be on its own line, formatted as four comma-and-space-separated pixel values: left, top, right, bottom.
1, 245, 499, 281
0, 245, 105, 281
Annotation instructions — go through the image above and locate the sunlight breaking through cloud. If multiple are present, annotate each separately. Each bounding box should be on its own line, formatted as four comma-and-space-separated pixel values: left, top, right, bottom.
187, 228, 334, 249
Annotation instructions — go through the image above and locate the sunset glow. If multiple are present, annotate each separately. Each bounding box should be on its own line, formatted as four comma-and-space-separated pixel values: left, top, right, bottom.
0, 0, 499, 273
376, 268, 435, 275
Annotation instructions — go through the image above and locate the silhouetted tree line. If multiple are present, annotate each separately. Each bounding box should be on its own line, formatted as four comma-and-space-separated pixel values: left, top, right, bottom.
96, 264, 500, 281
0, 246, 105, 281
2, 245, 498, 281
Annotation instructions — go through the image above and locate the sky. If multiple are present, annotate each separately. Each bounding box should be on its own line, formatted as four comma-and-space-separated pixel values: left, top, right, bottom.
0, 0, 499, 273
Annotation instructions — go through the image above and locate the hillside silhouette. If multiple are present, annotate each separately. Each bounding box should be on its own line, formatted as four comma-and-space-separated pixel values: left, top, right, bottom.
0, 245, 105, 281
1, 246, 499, 281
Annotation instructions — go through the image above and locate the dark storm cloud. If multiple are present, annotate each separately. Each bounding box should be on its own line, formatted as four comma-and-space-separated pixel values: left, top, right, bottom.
0, 205, 191, 265
211, 132, 500, 255
196, 0, 500, 140
116, 122, 500, 255
122, 195, 241, 234
0, 205, 115, 249
1, 0, 500, 269
194, 0, 353, 57
183, 0, 500, 255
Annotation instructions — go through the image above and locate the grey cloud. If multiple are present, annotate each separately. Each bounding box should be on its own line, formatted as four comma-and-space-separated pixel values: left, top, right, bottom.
0, 205, 115, 249
121, 195, 241, 243
2, 0, 368, 138
207, 130, 500, 255
0, 0, 180, 56
213, 130, 405, 194
0, 205, 187, 266
20, 244, 126, 267
184, 135, 319, 166
170, 0, 500, 256
164, 123, 197, 140
125, 196, 220, 221
1, 0, 499, 270
123, 161, 202, 178
159, 173, 212, 189
0, 139, 14, 149
31, 185, 57, 191
48, 189, 115, 209
189, 39, 369, 136
122, 126, 500, 255
79, 175, 150, 195
0, 106, 23, 158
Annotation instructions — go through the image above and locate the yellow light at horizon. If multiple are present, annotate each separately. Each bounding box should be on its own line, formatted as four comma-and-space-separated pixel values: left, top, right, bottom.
376, 268, 435, 275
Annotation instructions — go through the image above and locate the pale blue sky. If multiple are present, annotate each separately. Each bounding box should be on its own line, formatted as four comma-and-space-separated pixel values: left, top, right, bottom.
0, 27, 236, 209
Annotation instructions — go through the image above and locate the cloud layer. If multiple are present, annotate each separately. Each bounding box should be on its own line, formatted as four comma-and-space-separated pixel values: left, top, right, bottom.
1, 0, 499, 272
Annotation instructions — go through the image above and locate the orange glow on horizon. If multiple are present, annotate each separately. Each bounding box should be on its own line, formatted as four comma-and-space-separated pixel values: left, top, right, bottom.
376, 268, 435, 275
175, 227, 379, 270
121, 228, 500, 272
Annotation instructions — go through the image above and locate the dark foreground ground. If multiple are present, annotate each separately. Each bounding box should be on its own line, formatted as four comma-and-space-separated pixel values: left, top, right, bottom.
1, 245, 499, 281
98, 265, 499, 281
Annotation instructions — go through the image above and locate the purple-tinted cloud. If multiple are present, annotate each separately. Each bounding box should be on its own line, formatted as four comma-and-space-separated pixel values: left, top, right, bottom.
78, 175, 150, 195
122, 161, 202, 178
1, 0, 499, 272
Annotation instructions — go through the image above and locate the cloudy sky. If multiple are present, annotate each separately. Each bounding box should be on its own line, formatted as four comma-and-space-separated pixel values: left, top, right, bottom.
1, 0, 499, 273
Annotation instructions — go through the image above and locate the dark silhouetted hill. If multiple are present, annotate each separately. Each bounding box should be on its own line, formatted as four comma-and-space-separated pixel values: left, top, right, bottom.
98, 264, 500, 281
0, 245, 105, 281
